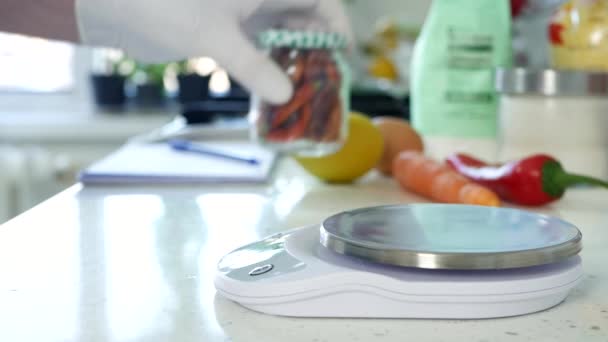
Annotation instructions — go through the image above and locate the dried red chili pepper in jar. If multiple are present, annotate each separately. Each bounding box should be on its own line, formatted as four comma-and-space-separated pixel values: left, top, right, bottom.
251, 30, 350, 156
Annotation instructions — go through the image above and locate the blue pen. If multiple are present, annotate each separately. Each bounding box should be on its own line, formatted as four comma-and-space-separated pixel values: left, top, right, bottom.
168, 139, 260, 165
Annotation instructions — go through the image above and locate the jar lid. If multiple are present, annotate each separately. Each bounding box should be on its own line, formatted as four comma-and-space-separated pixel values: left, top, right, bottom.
259, 29, 348, 49
495, 68, 608, 96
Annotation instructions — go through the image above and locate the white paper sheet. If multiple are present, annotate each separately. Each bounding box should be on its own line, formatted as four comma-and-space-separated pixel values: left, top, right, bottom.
79, 141, 277, 184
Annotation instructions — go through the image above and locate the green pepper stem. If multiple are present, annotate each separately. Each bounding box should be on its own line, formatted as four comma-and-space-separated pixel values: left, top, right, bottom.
554, 170, 608, 189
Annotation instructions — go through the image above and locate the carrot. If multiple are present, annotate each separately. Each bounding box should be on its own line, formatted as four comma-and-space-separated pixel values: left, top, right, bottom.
307, 84, 338, 139
322, 103, 342, 142
326, 61, 340, 83
271, 82, 317, 128
265, 129, 292, 142
287, 103, 313, 139
287, 56, 305, 85
305, 51, 328, 75
392, 151, 501, 207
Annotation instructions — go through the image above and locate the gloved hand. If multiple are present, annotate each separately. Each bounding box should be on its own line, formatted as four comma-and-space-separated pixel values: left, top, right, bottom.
76, 0, 352, 104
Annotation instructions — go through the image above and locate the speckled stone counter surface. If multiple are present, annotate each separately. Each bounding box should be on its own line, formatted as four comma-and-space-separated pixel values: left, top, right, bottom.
0, 160, 606, 342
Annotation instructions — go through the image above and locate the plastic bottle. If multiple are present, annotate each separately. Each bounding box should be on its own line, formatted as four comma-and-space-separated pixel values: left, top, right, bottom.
410, 0, 512, 162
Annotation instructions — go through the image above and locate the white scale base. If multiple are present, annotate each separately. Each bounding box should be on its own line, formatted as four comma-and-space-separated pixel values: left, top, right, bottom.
215, 225, 582, 319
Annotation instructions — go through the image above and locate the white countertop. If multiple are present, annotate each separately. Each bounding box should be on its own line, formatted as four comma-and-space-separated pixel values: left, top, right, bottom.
0, 159, 607, 342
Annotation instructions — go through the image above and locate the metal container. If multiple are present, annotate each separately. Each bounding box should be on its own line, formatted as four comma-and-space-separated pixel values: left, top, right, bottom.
495, 68, 608, 179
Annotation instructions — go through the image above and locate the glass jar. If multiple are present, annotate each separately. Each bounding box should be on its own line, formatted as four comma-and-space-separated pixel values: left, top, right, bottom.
495, 68, 608, 179
250, 30, 350, 156
549, 0, 608, 71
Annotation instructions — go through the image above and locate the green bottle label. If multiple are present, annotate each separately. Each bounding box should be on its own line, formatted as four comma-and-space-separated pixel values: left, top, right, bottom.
411, 0, 512, 138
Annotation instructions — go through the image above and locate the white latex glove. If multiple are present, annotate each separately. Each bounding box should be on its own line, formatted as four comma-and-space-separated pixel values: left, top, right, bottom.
76, 0, 352, 104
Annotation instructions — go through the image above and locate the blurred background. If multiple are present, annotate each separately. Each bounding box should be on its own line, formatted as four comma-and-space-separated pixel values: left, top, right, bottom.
0, 0, 565, 222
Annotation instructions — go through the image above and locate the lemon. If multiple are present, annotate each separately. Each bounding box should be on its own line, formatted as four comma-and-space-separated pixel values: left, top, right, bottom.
294, 112, 384, 183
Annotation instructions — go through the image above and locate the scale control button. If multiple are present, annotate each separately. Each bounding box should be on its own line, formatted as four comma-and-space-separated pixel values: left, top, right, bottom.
249, 264, 274, 276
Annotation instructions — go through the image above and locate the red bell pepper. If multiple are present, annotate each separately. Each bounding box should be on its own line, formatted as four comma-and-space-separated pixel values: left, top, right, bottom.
446, 153, 608, 206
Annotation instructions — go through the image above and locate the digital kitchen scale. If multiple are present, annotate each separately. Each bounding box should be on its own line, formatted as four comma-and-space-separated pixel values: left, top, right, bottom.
214, 204, 583, 319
